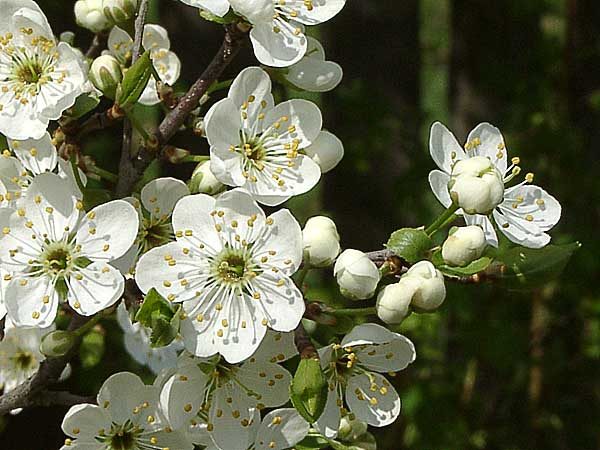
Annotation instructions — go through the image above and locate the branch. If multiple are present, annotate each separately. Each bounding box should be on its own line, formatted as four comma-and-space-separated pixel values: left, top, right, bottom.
0, 314, 92, 415
85, 33, 107, 59
114, 24, 248, 197
294, 322, 318, 360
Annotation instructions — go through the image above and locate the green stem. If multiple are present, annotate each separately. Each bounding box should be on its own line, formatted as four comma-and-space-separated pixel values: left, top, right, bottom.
180, 155, 210, 164
70, 155, 86, 195
72, 314, 102, 338
207, 79, 233, 95
88, 166, 118, 183
295, 266, 310, 289
330, 306, 377, 317
425, 203, 459, 236
125, 110, 150, 141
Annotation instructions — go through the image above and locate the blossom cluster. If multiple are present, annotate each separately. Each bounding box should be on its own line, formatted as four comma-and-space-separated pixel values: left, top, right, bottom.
0, 1, 566, 449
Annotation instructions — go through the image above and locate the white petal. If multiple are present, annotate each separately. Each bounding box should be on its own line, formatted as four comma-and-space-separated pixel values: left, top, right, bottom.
179, 0, 230, 16
67, 262, 124, 316
254, 408, 310, 450
466, 122, 508, 174
502, 184, 561, 232
429, 122, 465, 173
96, 372, 157, 425
355, 335, 416, 373
253, 209, 303, 272
76, 200, 139, 261
5, 276, 59, 327
171, 194, 222, 252
209, 382, 257, 450
342, 323, 398, 347
464, 214, 498, 247
107, 26, 132, 63
290, 0, 346, 25
248, 330, 298, 363
345, 372, 401, 427
159, 363, 207, 429
8, 132, 58, 175
249, 22, 307, 68
251, 273, 304, 332
61, 404, 111, 439
304, 130, 344, 173
229, 66, 274, 118
205, 98, 244, 150
141, 177, 189, 219
265, 99, 322, 146
237, 360, 293, 408
428, 169, 453, 208
286, 56, 342, 93
315, 385, 342, 439
143, 24, 170, 51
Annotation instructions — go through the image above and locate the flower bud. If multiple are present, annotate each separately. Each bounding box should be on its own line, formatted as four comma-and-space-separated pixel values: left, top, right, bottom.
404, 261, 446, 312
448, 156, 504, 214
333, 249, 381, 300
376, 277, 421, 324
89, 55, 123, 99
188, 160, 226, 195
103, 0, 138, 25
40, 330, 77, 357
338, 415, 369, 443
75, 0, 111, 33
441, 225, 486, 266
302, 216, 341, 268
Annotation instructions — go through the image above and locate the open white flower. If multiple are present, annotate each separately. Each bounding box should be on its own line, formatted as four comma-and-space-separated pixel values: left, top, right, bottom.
284, 36, 343, 92
116, 303, 182, 374
106, 24, 181, 105
0, 172, 138, 327
60, 372, 193, 450
135, 188, 305, 363
316, 323, 416, 439
428, 122, 562, 248
0, 0, 86, 140
228, 0, 346, 67
159, 331, 297, 450
205, 66, 324, 206
113, 177, 190, 276
0, 323, 49, 393
178, 0, 230, 17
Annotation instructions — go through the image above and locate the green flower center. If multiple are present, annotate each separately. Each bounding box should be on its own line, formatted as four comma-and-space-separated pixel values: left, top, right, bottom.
217, 254, 248, 282
139, 217, 173, 253
97, 421, 142, 450
16, 60, 44, 84
39, 242, 75, 276
11, 350, 34, 370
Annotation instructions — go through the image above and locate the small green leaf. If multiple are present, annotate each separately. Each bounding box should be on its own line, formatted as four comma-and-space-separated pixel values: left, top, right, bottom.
135, 289, 180, 347
296, 435, 331, 450
438, 256, 493, 277
386, 228, 433, 263
290, 358, 328, 423
79, 329, 105, 369
117, 51, 153, 108
64, 92, 101, 119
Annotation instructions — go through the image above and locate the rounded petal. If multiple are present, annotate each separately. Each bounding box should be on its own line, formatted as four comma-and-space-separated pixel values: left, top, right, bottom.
428, 169, 453, 208
342, 323, 398, 347
142, 24, 170, 51
286, 56, 343, 93
464, 214, 498, 247
315, 386, 342, 439
249, 22, 307, 68
171, 194, 221, 252
238, 360, 293, 408
61, 404, 111, 439
304, 130, 344, 173
253, 209, 303, 272
254, 408, 310, 450
228, 66, 274, 121
208, 383, 257, 450
141, 177, 190, 219
356, 335, 416, 373
67, 262, 124, 316
250, 274, 305, 332
159, 364, 207, 429
465, 122, 508, 174
291, 0, 346, 25
76, 200, 139, 261
5, 276, 59, 327
179, 0, 230, 16
345, 372, 401, 427
429, 122, 465, 173
265, 99, 323, 145
96, 372, 156, 425
107, 26, 132, 63
248, 330, 298, 363
8, 132, 58, 175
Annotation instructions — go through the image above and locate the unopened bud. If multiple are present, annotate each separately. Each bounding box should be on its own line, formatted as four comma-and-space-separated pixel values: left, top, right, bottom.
448, 156, 504, 214
376, 277, 421, 324
75, 0, 111, 33
302, 216, 341, 268
40, 330, 77, 357
442, 225, 486, 266
338, 415, 369, 443
89, 55, 123, 99
334, 249, 381, 300
164, 146, 191, 164
189, 160, 226, 195
404, 261, 446, 312
103, 0, 138, 25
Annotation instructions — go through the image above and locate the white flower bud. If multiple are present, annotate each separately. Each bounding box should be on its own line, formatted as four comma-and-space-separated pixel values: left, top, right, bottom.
189, 160, 226, 195
75, 0, 111, 33
441, 225, 486, 266
89, 55, 123, 99
338, 415, 369, 443
103, 0, 139, 24
334, 249, 381, 300
404, 261, 446, 311
302, 216, 341, 268
376, 276, 422, 324
449, 156, 504, 214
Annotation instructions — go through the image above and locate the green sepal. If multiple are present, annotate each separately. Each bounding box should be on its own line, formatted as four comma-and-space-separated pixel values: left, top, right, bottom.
116, 51, 153, 108
290, 357, 329, 424
386, 228, 433, 263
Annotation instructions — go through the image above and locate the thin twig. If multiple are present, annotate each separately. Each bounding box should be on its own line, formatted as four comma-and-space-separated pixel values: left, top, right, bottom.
294, 322, 318, 360
85, 33, 107, 59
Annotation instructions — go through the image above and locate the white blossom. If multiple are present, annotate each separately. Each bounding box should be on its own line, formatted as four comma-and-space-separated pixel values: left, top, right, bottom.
302, 215, 340, 267
333, 249, 381, 300
228, 0, 346, 68
403, 261, 446, 312
429, 122, 562, 248
177, 0, 231, 18
135, 188, 305, 363
89, 54, 123, 98
441, 225, 486, 266
303, 130, 344, 174
102, 0, 138, 24
74, 0, 111, 33
158, 331, 297, 450
116, 303, 182, 374
189, 160, 226, 195
205, 66, 326, 206
375, 277, 420, 324
0, 0, 86, 140
113, 177, 190, 276
0, 172, 138, 327
106, 23, 181, 105
60, 372, 192, 450
316, 323, 416, 439
284, 36, 343, 92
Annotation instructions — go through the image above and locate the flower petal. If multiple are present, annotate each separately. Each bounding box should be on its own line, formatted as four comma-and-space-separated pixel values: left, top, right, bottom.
355, 335, 416, 373
141, 177, 189, 219
96, 372, 157, 425
253, 209, 303, 272
248, 330, 298, 363
254, 408, 310, 450
5, 275, 59, 327
315, 385, 342, 439
250, 273, 305, 332
464, 213, 498, 247
107, 26, 132, 64
8, 132, 58, 175
429, 121, 465, 173
304, 130, 344, 173
171, 194, 222, 253
142, 24, 170, 51
237, 360, 293, 408
228, 66, 274, 121
290, 0, 346, 25
265, 99, 322, 146
61, 404, 111, 440
159, 363, 208, 429
465, 122, 508, 174
428, 169, 453, 208
249, 22, 307, 68
67, 262, 124, 316
179, 0, 230, 16
345, 372, 401, 427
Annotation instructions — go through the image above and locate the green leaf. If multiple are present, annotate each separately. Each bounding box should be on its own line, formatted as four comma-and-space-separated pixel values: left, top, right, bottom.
290, 358, 328, 423
79, 329, 105, 369
135, 288, 180, 347
64, 92, 101, 119
296, 435, 331, 450
438, 256, 493, 277
491, 242, 581, 288
386, 228, 433, 263
117, 51, 153, 108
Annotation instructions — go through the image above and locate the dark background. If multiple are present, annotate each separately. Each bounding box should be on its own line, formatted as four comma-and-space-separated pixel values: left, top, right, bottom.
1, 1, 599, 449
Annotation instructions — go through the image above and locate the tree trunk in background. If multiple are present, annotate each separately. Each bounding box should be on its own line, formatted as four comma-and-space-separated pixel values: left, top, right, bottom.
321, 1, 421, 251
